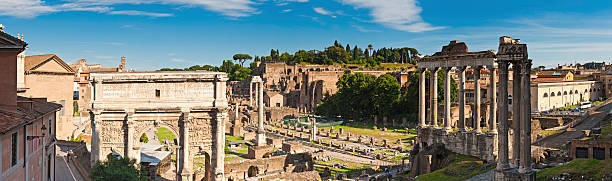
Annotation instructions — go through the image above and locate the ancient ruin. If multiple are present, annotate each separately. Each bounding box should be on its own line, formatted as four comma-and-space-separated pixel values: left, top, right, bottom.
88, 72, 228, 181
413, 36, 535, 180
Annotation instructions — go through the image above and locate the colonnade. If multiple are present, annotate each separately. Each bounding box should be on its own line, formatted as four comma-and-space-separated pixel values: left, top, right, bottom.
417, 37, 534, 179
417, 66, 498, 134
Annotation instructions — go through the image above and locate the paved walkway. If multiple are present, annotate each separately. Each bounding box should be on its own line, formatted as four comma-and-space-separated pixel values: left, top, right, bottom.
55, 147, 85, 181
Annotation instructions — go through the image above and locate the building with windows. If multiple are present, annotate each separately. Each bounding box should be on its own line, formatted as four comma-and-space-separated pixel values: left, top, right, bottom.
18, 54, 75, 140
530, 81, 603, 112
0, 26, 60, 181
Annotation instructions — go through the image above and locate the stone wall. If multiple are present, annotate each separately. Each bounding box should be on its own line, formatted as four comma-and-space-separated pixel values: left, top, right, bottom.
267, 107, 298, 122
419, 127, 498, 162
224, 152, 314, 180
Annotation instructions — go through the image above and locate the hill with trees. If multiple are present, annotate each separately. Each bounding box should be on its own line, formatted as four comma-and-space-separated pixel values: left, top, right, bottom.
254, 40, 419, 67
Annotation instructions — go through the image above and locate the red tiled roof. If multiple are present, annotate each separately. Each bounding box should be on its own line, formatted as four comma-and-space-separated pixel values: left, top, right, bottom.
0, 96, 61, 134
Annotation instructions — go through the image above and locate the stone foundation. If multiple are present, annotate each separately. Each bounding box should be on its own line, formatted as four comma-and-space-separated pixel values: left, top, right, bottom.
248, 145, 274, 159
495, 169, 536, 181
419, 127, 498, 162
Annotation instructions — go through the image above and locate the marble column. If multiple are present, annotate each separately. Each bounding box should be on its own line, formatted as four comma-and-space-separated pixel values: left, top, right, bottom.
310, 116, 317, 141
255, 82, 259, 108
249, 82, 253, 107
179, 111, 192, 181
474, 66, 482, 133
512, 63, 522, 168
256, 81, 266, 146
444, 67, 452, 130
458, 67, 466, 132
497, 61, 510, 170
519, 60, 533, 173
430, 68, 439, 127
419, 68, 427, 127
213, 110, 227, 181
125, 110, 135, 160
489, 68, 498, 133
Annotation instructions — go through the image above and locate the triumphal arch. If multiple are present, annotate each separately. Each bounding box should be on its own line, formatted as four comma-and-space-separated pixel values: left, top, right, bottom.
414, 36, 534, 180
88, 72, 228, 181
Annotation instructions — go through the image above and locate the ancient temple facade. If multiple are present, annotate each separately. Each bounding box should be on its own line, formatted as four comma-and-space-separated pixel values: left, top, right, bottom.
413, 36, 535, 180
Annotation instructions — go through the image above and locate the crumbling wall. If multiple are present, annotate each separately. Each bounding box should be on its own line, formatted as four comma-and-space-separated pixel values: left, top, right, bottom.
224, 152, 314, 180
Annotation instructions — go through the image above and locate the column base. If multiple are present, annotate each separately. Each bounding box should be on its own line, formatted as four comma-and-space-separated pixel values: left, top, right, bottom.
179, 170, 193, 181
495, 168, 535, 181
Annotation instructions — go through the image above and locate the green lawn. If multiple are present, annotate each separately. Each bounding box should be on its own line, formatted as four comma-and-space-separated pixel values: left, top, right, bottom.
155, 127, 177, 143
314, 158, 375, 176
537, 159, 612, 180
416, 154, 494, 181
226, 135, 244, 143
540, 129, 564, 137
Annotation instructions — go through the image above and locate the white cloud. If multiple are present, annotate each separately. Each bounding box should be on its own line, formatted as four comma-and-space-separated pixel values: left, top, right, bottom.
338, 0, 444, 32
109, 10, 173, 17
0, 0, 259, 18
351, 24, 378, 32
171, 58, 187, 63
0, 0, 59, 18
282, 9, 292, 13
313, 7, 336, 18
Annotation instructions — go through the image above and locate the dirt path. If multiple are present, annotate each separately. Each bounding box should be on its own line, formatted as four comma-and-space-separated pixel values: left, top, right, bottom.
534, 100, 612, 148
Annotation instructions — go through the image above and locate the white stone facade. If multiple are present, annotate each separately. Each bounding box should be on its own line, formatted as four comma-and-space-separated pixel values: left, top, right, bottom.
89, 72, 228, 181
531, 81, 603, 112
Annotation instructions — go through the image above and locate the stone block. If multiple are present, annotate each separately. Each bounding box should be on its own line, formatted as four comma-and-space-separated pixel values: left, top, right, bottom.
248, 145, 273, 159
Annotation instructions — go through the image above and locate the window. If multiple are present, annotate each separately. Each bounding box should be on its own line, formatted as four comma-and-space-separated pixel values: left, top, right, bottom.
11, 132, 17, 166
564, 91, 567, 95
543, 93, 548, 97
48, 116, 52, 135
34, 123, 38, 148
569, 90, 573, 94
551, 92, 555, 97
155, 89, 161, 98
575, 90, 578, 94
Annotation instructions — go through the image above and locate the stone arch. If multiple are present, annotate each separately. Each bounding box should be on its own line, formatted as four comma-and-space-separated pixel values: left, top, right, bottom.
135, 123, 180, 147
248, 166, 259, 177
194, 151, 212, 181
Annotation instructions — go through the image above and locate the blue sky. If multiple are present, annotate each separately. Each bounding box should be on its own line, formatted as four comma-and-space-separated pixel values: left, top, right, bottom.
1, 0, 612, 70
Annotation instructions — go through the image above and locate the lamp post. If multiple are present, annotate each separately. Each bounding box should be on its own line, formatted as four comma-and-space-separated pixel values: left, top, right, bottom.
27, 124, 46, 181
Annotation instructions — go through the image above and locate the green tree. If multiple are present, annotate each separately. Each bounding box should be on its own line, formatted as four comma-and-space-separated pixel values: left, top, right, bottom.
90, 155, 148, 181
232, 54, 252, 67
139, 133, 149, 143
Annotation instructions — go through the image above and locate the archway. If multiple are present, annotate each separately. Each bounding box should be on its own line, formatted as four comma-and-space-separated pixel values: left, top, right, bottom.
248, 166, 259, 177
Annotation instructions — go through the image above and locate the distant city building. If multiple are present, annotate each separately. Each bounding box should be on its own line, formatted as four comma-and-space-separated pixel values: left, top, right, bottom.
70, 57, 128, 112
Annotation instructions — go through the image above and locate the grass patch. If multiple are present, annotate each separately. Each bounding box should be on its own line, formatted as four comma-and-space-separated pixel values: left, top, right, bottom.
314, 158, 374, 176
226, 135, 244, 143
155, 127, 176, 143
416, 154, 494, 181
537, 159, 612, 180
540, 129, 564, 137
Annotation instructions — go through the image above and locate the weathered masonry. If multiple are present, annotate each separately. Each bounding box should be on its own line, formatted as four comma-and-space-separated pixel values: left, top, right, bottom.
88, 72, 229, 181
415, 36, 535, 180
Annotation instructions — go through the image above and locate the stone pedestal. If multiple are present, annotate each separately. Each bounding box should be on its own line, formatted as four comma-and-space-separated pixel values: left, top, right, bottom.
248, 145, 273, 159
495, 169, 535, 181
